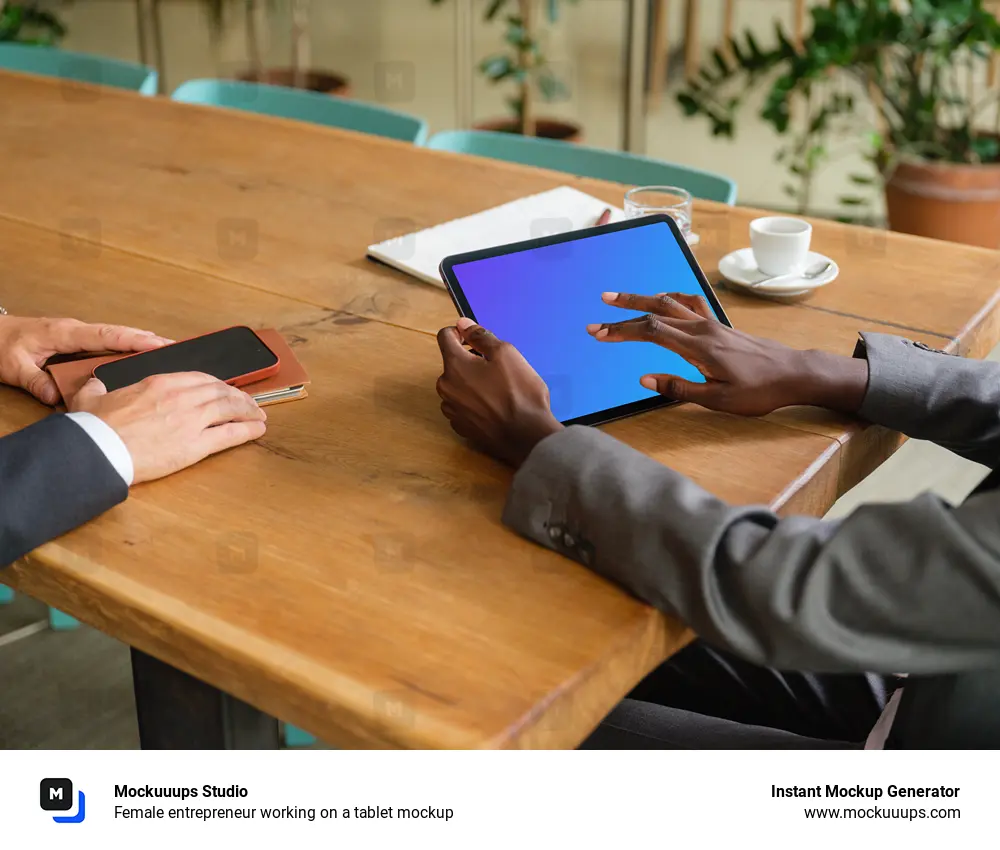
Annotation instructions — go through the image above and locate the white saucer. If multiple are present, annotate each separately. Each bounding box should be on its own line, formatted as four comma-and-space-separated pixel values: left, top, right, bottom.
718, 248, 838, 297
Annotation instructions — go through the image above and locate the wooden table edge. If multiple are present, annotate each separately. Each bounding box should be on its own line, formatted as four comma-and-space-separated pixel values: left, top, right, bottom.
3, 549, 468, 748
4, 540, 685, 749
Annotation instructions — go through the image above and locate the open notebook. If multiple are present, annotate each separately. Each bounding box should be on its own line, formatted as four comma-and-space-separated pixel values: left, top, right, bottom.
366, 186, 627, 288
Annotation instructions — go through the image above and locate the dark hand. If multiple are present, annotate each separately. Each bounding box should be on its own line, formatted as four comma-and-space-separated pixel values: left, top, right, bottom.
587, 292, 868, 416
436, 317, 564, 468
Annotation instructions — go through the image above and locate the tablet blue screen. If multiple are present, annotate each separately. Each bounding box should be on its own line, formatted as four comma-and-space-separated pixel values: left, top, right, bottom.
448, 221, 722, 423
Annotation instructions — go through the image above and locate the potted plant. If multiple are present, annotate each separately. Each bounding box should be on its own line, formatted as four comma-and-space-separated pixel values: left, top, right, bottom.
432, 0, 581, 141
0, 1, 66, 43
678, 0, 1000, 248
202, 0, 350, 95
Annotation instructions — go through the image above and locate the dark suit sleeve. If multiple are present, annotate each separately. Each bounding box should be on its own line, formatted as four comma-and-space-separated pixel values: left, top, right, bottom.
0, 414, 127, 567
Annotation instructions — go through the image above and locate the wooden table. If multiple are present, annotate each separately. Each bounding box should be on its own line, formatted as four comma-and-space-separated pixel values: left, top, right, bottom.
1, 72, 998, 748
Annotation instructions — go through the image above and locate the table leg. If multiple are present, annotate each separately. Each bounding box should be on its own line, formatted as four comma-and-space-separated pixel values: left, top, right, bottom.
130, 648, 280, 749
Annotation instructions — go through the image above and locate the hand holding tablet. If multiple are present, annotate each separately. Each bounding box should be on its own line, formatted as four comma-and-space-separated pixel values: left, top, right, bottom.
436, 319, 564, 469
438, 214, 731, 427
435, 213, 842, 466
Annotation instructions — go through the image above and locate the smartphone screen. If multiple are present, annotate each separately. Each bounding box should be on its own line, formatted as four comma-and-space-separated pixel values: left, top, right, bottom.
94, 326, 279, 392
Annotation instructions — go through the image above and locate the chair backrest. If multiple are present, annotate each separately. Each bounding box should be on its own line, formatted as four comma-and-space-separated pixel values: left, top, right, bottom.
171, 79, 429, 145
426, 130, 737, 204
0, 44, 157, 94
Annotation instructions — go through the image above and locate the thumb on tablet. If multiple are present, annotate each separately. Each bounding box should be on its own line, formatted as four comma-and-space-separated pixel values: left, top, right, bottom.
456, 317, 504, 360
640, 374, 715, 406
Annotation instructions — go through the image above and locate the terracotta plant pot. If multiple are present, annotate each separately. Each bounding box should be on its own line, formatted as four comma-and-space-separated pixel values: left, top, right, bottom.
238, 68, 351, 97
885, 157, 1000, 249
474, 117, 583, 143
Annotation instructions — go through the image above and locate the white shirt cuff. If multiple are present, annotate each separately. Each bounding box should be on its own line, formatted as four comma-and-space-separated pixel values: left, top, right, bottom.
65, 411, 134, 486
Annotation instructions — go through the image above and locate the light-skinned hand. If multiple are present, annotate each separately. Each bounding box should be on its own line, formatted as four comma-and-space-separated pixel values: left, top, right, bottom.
71, 372, 267, 484
0, 315, 172, 405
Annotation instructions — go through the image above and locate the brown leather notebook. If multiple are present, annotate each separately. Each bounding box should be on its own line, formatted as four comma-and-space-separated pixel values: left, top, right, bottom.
47, 328, 310, 408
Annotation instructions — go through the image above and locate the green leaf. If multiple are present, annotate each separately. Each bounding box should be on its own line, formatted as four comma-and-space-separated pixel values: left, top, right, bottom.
484, 0, 508, 21
712, 48, 730, 76
838, 196, 868, 206
970, 135, 1000, 163
848, 173, 876, 185
479, 55, 515, 81
538, 70, 570, 102
676, 92, 700, 116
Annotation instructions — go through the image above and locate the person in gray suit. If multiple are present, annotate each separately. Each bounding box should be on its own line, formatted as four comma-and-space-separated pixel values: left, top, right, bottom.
435, 292, 1000, 749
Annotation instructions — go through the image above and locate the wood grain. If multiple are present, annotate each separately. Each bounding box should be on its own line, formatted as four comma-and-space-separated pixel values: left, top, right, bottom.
0, 72, 995, 356
2, 73, 1000, 748
0, 220, 845, 749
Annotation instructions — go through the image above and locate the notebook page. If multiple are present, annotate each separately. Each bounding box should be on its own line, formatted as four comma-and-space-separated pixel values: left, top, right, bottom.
366, 186, 627, 287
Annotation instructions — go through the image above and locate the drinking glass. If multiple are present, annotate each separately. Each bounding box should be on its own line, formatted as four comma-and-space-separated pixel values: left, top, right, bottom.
624, 186, 693, 239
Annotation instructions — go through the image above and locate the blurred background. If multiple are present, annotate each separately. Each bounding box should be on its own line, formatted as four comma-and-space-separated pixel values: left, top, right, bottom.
10, 0, 999, 223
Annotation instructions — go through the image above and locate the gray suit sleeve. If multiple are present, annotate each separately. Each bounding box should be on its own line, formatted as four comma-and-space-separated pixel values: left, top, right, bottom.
503, 426, 1000, 676
857, 332, 1000, 468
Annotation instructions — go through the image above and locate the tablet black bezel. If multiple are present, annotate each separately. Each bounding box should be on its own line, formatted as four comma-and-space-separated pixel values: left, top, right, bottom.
438, 213, 732, 428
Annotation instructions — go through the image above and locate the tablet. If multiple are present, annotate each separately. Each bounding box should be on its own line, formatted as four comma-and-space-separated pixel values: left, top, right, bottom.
439, 214, 731, 427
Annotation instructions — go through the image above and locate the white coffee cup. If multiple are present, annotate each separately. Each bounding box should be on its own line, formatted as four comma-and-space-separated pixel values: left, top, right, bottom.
749, 217, 812, 276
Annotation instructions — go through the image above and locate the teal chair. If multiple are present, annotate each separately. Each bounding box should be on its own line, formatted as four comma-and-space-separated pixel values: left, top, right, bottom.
425, 130, 737, 204
0, 586, 75, 628
0, 44, 157, 94
171, 79, 428, 145
283, 725, 316, 747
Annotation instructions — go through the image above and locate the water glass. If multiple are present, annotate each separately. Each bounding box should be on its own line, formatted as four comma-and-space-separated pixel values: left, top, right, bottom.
624, 186, 693, 239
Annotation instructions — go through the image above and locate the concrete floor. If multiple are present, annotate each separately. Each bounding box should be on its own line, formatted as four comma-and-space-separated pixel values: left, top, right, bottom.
2, 0, 997, 748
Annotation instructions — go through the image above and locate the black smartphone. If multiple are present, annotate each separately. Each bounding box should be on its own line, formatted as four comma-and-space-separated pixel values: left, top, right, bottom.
93, 326, 280, 392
